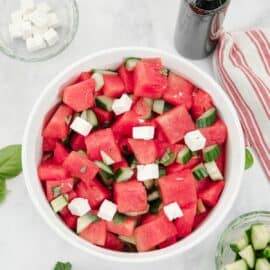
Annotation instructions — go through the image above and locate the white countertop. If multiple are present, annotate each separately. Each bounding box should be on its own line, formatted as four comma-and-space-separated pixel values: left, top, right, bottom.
0, 0, 269, 269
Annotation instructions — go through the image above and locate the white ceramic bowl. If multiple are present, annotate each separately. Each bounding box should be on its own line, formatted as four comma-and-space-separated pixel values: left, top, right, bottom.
22, 47, 245, 263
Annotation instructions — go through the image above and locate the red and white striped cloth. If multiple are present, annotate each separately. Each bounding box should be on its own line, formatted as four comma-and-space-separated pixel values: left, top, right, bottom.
213, 29, 270, 179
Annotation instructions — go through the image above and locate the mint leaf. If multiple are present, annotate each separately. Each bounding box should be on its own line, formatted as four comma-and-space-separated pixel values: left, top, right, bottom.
54, 262, 72, 270
0, 145, 22, 179
245, 148, 254, 170
0, 179, 7, 203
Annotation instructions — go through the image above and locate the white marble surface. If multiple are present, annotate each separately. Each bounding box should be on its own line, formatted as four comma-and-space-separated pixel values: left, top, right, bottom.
0, 0, 270, 269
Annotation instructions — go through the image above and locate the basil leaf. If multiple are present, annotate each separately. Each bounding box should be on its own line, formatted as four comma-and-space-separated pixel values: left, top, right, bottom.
54, 262, 72, 270
245, 148, 254, 170
0, 179, 7, 203
0, 145, 22, 179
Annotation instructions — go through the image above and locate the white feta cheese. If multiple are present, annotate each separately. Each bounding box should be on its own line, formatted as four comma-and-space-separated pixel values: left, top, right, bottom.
164, 202, 183, 221
26, 34, 46, 52
137, 163, 159, 181
132, 126, 155, 140
21, 21, 32, 40
20, 0, 35, 13
9, 23, 22, 39
30, 10, 49, 28
47, 12, 60, 28
70, 117, 93, 137
32, 25, 48, 36
36, 2, 51, 13
11, 10, 23, 23
43, 28, 59, 46
98, 200, 117, 221
100, 151, 115, 165
184, 130, 206, 151
112, 94, 132, 116
68, 198, 91, 217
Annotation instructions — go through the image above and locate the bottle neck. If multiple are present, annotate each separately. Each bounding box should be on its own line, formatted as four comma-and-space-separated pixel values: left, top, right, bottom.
194, 0, 227, 10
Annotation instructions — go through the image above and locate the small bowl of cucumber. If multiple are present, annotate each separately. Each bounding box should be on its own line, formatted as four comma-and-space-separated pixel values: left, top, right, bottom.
216, 211, 270, 270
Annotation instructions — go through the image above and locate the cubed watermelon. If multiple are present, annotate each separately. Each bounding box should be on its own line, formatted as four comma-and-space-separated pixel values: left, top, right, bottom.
112, 160, 129, 171
63, 79, 95, 112
85, 128, 122, 163
118, 64, 134, 93
163, 72, 194, 108
158, 236, 177, 249
42, 105, 73, 139
92, 107, 113, 125
42, 138, 57, 151
45, 178, 74, 201
107, 216, 137, 237
53, 142, 69, 164
76, 71, 91, 82
59, 206, 78, 230
156, 105, 195, 144
193, 211, 209, 230
114, 180, 148, 214
215, 145, 225, 174
155, 140, 171, 159
38, 163, 69, 181
70, 133, 86, 151
132, 98, 152, 120
128, 139, 157, 164
104, 232, 125, 251
103, 74, 125, 98
63, 151, 99, 184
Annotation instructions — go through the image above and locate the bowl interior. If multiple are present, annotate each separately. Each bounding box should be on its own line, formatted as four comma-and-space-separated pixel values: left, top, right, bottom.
23, 47, 245, 262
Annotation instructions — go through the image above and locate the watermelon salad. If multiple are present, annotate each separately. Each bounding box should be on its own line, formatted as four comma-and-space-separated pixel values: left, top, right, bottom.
38, 57, 227, 252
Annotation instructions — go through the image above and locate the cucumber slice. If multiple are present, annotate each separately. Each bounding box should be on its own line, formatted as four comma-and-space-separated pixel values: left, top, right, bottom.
147, 190, 160, 202
149, 199, 163, 215
91, 72, 104, 92
113, 212, 126, 224
153, 99, 165, 114
239, 245, 255, 268
252, 224, 269, 250
50, 195, 68, 213
196, 107, 217, 128
230, 232, 250, 253
159, 168, 166, 177
125, 57, 141, 71
143, 179, 155, 190
203, 144, 221, 162
177, 146, 192, 164
160, 149, 176, 166
263, 246, 270, 259
94, 160, 113, 175
204, 161, 223, 180
197, 199, 207, 214
95, 96, 114, 112
77, 213, 100, 234
192, 163, 208, 180
225, 260, 248, 270
98, 170, 113, 187
92, 69, 118, 75
125, 205, 150, 217
255, 258, 270, 270
114, 167, 134, 182
100, 150, 115, 165
119, 235, 136, 245
160, 68, 170, 76
81, 109, 98, 127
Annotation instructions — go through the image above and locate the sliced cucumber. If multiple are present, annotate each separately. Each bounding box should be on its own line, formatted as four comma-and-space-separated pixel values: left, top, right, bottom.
100, 150, 115, 165
225, 260, 248, 270
50, 195, 68, 213
239, 245, 255, 268
153, 99, 165, 115
204, 161, 223, 180
77, 213, 100, 234
98, 170, 113, 187
203, 144, 221, 162
81, 109, 98, 127
230, 232, 250, 253
125, 57, 141, 71
177, 146, 192, 164
197, 199, 207, 214
125, 205, 150, 217
91, 72, 104, 92
160, 149, 176, 166
149, 199, 163, 215
95, 96, 114, 112
147, 190, 160, 202
192, 163, 208, 180
114, 167, 134, 182
113, 212, 126, 224
196, 107, 217, 128
263, 246, 270, 259
143, 179, 155, 190
251, 224, 269, 250
92, 69, 118, 75
119, 235, 136, 245
159, 168, 166, 177
94, 160, 113, 175
255, 258, 270, 270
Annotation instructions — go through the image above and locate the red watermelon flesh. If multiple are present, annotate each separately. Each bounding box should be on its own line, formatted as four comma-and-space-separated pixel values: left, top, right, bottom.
76, 71, 91, 82
132, 98, 152, 119
112, 160, 129, 171
103, 74, 125, 98
63, 151, 99, 184
45, 178, 74, 201
42, 105, 73, 139
193, 211, 209, 230
38, 163, 69, 181
216, 145, 226, 174
107, 216, 137, 237
155, 140, 171, 159
59, 206, 78, 230
141, 213, 159, 225
42, 138, 57, 151
92, 107, 113, 125
70, 133, 86, 151
53, 142, 69, 164
163, 72, 194, 108
156, 105, 195, 144
104, 232, 125, 251
196, 178, 212, 193
63, 79, 95, 112
118, 64, 134, 93
159, 236, 177, 249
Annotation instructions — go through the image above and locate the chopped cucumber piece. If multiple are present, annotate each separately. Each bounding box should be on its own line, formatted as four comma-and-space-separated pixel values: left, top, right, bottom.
114, 167, 134, 182
230, 232, 250, 253
91, 72, 104, 92
263, 246, 270, 259
77, 213, 100, 233
197, 199, 207, 214
177, 146, 192, 164
164, 102, 174, 112
160, 68, 170, 76
153, 99, 165, 114
113, 212, 126, 224
192, 163, 208, 180
204, 161, 223, 180
81, 109, 98, 127
149, 199, 162, 215
92, 69, 118, 75
251, 224, 269, 250
147, 190, 160, 202
125, 57, 141, 71
98, 170, 113, 187
50, 195, 68, 213
119, 235, 136, 245
196, 107, 217, 128
143, 179, 155, 190
225, 260, 248, 270
255, 258, 270, 270
203, 144, 221, 162
95, 96, 114, 112
239, 245, 255, 268
100, 150, 115, 165
160, 149, 176, 166
125, 205, 150, 217
144, 98, 153, 107
159, 168, 166, 177
94, 160, 113, 175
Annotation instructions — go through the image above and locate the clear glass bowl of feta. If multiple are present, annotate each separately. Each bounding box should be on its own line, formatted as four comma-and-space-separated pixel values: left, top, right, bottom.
0, 0, 79, 62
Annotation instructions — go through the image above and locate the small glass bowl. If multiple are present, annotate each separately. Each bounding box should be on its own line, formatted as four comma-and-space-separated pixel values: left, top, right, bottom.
216, 211, 270, 270
0, 0, 79, 62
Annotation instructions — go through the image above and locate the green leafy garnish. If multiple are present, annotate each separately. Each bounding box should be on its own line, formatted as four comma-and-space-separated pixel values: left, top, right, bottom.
0, 179, 7, 203
54, 262, 72, 270
113, 212, 126, 224
245, 148, 254, 170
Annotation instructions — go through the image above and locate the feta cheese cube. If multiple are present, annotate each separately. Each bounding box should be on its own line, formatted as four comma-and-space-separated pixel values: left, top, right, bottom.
36, 2, 51, 13
26, 34, 46, 52
47, 12, 60, 28
43, 28, 59, 46
32, 25, 49, 36
164, 202, 183, 221
184, 130, 206, 151
132, 126, 155, 140
98, 200, 117, 221
20, 0, 35, 13
100, 151, 115, 165
112, 94, 132, 115
9, 23, 22, 39
11, 10, 23, 23
68, 198, 91, 217
21, 21, 32, 40
30, 10, 49, 28
70, 117, 93, 136
137, 164, 159, 181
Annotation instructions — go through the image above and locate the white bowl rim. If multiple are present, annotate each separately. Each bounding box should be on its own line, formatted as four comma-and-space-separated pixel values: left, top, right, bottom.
22, 46, 245, 263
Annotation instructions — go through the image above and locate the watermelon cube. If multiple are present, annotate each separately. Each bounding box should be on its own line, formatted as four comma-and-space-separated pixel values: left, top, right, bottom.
107, 216, 137, 237
63, 151, 99, 184
42, 137, 57, 151
114, 180, 148, 214
45, 178, 74, 201
38, 163, 69, 181
76, 71, 91, 82
134, 214, 177, 251
134, 60, 168, 99
103, 74, 125, 98
193, 211, 209, 230
70, 133, 86, 151
158, 236, 177, 249
63, 79, 95, 112
85, 128, 122, 163
156, 105, 195, 144
128, 139, 157, 164
163, 72, 194, 108
104, 232, 125, 251
118, 64, 134, 93
53, 142, 69, 164
132, 98, 152, 120
59, 206, 78, 230
42, 105, 73, 139
92, 107, 113, 125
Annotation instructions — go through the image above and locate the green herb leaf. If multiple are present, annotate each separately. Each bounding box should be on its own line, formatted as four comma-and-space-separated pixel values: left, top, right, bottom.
113, 212, 126, 224
245, 148, 254, 170
0, 179, 7, 203
54, 262, 72, 270
0, 145, 22, 179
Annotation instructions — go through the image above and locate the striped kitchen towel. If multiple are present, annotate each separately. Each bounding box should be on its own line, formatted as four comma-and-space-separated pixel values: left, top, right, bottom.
213, 29, 270, 179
